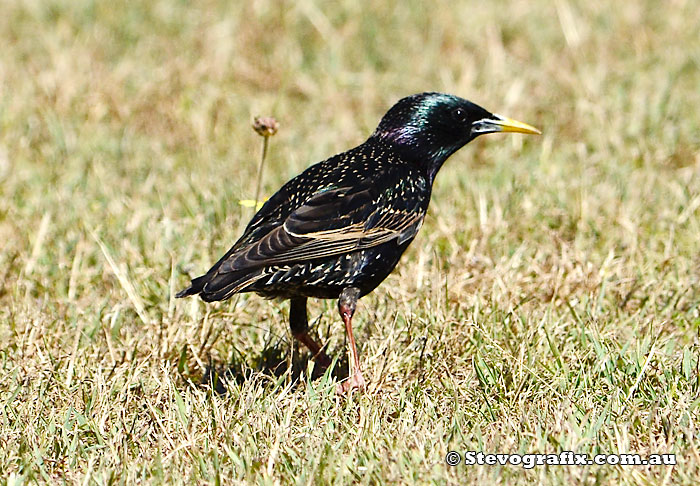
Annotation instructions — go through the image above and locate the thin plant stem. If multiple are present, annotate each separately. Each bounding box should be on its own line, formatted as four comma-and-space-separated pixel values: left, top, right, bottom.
253, 135, 269, 215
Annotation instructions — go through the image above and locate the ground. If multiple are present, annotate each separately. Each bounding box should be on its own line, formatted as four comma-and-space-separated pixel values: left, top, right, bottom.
1, 0, 700, 484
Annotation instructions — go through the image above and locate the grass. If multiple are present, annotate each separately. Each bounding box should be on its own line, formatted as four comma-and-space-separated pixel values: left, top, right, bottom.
2, 0, 700, 484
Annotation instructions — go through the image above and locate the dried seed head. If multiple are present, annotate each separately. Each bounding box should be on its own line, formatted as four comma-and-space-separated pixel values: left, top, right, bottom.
252, 116, 279, 137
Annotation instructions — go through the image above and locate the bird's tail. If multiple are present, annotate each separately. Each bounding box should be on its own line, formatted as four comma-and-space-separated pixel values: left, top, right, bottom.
175, 275, 208, 299
176, 270, 266, 302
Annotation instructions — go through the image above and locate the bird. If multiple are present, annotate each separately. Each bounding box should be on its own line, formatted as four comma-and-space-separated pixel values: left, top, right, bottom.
177, 92, 540, 393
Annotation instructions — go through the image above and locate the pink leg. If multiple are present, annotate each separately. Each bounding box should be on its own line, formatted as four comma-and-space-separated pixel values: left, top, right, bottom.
293, 330, 332, 369
290, 297, 331, 369
337, 288, 365, 394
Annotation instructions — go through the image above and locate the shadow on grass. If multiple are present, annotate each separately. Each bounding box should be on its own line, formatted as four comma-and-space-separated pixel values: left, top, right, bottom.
199, 340, 349, 394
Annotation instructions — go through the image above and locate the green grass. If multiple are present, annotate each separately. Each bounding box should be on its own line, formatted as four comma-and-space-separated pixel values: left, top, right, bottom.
2, 0, 700, 484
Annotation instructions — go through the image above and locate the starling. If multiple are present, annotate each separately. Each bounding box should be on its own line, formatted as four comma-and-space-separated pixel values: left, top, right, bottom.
177, 92, 540, 393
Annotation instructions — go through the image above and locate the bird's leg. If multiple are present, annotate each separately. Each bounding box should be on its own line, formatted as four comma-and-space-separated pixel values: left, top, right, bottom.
289, 297, 331, 369
337, 287, 365, 394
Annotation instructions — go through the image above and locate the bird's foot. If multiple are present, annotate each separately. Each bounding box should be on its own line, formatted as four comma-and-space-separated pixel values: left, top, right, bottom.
315, 353, 332, 370
336, 371, 366, 395
311, 354, 333, 380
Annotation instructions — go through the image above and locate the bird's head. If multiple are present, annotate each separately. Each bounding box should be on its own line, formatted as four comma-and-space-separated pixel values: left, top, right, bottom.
371, 92, 540, 181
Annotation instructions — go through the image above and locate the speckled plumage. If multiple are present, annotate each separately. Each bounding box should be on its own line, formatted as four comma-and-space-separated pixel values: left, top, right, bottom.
183, 140, 428, 301
177, 92, 540, 392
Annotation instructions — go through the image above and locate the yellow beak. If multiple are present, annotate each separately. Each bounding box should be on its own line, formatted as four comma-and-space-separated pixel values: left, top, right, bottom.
472, 113, 541, 135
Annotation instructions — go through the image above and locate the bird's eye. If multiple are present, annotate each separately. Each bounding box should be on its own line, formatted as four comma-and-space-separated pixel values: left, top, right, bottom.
452, 107, 467, 123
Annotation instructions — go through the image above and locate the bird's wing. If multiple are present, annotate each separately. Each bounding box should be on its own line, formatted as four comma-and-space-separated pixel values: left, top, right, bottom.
216, 174, 426, 274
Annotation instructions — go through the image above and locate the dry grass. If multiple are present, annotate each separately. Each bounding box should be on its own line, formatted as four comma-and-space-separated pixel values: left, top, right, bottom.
2, 0, 700, 484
